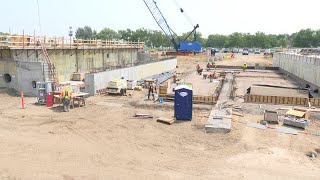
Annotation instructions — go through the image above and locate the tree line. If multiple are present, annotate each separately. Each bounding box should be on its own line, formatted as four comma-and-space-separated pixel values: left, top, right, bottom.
75, 26, 320, 49
2, 27, 318, 48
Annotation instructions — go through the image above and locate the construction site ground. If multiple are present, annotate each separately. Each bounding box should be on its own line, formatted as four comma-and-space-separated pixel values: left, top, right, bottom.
1, 53, 320, 179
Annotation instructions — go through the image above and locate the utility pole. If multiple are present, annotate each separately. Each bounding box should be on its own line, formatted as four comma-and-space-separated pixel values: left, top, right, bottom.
69, 26, 73, 49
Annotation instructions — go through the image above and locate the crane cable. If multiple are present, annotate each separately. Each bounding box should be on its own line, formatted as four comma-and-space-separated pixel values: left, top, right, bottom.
172, 0, 196, 26
36, 0, 42, 35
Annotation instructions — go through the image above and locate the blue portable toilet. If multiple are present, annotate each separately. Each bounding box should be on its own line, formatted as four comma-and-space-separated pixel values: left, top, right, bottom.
174, 85, 193, 120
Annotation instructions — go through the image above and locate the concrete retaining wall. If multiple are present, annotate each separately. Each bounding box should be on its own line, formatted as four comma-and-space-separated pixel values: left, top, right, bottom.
273, 53, 320, 90
9, 49, 139, 82
0, 60, 43, 95
0, 48, 142, 96
85, 58, 177, 95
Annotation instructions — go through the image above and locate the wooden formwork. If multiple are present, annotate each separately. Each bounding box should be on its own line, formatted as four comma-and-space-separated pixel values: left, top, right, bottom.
158, 77, 224, 105
244, 94, 320, 107
164, 94, 217, 104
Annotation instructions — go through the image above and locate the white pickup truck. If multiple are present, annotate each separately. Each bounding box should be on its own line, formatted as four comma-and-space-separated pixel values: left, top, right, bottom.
106, 79, 127, 94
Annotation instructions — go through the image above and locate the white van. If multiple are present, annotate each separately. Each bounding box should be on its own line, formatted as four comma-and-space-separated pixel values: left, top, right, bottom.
107, 79, 127, 94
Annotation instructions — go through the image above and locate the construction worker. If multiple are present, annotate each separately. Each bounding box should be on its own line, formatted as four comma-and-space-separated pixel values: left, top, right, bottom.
242, 63, 248, 72
173, 73, 177, 83
207, 62, 211, 70
148, 82, 155, 100
62, 86, 72, 112
196, 64, 203, 75
211, 48, 216, 56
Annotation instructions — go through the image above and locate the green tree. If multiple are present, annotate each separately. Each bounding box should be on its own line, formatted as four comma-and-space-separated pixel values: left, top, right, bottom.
97, 28, 119, 40
292, 29, 315, 47
75, 26, 97, 39
312, 30, 320, 47
253, 32, 269, 48
118, 29, 133, 41
225, 32, 244, 48
206, 34, 227, 48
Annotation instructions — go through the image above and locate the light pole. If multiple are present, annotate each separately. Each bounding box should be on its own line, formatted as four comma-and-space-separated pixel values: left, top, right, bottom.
69, 26, 73, 49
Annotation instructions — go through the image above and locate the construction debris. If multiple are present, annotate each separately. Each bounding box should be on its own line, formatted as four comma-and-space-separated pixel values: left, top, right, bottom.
283, 117, 310, 129
264, 110, 279, 123
246, 122, 267, 130
232, 112, 244, 117
283, 108, 310, 129
286, 108, 309, 119
276, 127, 298, 135
133, 113, 154, 119
157, 117, 175, 125
134, 86, 143, 91
306, 150, 318, 159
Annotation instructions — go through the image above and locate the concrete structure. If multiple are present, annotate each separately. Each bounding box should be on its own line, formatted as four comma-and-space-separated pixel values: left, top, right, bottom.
85, 58, 177, 95
0, 35, 147, 96
205, 108, 232, 133
273, 53, 320, 92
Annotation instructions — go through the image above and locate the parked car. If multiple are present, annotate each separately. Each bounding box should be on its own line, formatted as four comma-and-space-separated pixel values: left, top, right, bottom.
232, 48, 239, 53
242, 49, 249, 55
222, 48, 229, 53
248, 48, 254, 53
254, 48, 261, 54
264, 49, 271, 56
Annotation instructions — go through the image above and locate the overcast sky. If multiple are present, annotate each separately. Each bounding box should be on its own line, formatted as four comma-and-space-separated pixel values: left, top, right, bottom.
1, 0, 319, 38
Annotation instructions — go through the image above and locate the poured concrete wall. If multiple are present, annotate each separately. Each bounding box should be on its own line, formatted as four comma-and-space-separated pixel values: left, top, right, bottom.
0, 48, 140, 96
0, 60, 43, 95
0, 60, 18, 89
85, 58, 177, 95
10, 49, 138, 82
273, 53, 320, 90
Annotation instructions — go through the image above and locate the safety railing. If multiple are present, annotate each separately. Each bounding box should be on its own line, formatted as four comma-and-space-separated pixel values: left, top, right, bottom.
0, 35, 145, 49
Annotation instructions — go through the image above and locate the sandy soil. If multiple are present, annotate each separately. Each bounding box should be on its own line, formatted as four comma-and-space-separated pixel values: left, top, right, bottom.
0, 54, 319, 179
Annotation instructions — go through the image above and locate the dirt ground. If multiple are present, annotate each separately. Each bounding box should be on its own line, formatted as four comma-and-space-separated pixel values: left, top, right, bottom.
0, 53, 320, 179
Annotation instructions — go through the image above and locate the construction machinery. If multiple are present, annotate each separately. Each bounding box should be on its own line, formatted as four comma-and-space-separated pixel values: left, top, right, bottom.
36, 81, 54, 104
143, 0, 202, 55
107, 79, 128, 95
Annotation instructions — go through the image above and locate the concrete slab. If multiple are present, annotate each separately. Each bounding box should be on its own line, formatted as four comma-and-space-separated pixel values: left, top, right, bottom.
246, 122, 267, 130
277, 127, 299, 135
205, 108, 232, 133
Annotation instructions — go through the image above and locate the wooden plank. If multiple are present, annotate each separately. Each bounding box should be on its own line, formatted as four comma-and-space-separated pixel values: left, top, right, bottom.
271, 96, 276, 103
315, 99, 320, 106
267, 96, 272, 103
310, 98, 315, 106
284, 97, 288, 104
244, 95, 249, 102
292, 97, 297, 105
276, 96, 281, 104
263, 96, 268, 103
296, 98, 301, 105
259, 96, 264, 103
288, 97, 293, 105
157, 117, 175, 125
301, 98, 307, 105
251, 95, 256, 102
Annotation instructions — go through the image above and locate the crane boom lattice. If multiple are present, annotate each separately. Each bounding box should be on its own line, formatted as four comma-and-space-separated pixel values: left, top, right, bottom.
143, 0, 179, 51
